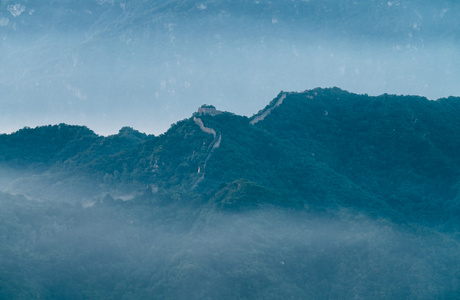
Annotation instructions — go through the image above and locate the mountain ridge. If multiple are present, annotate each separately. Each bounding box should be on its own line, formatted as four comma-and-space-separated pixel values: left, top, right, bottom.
1, 87, 460, 299
1, 87, 459, 224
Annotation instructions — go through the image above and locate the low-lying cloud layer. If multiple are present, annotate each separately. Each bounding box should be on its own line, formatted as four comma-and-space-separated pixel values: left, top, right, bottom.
1, 190, 458, 299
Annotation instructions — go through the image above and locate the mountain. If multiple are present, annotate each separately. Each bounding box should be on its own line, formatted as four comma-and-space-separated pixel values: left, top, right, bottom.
0, 124, 154, 201
1, 88, 460, 299
2, 88, 460, 220
251, 88, 460, 225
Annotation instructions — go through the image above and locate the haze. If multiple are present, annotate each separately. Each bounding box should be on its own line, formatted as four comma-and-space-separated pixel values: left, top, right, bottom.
1, 0, 459, 135
1, 191, 457, 299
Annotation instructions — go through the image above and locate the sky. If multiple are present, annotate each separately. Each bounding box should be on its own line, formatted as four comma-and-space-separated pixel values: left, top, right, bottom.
1, 0, 459, 136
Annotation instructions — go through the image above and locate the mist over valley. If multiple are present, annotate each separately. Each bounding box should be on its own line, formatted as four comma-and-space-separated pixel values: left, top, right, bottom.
2, 0, 460, 298
1, 88, 460, 299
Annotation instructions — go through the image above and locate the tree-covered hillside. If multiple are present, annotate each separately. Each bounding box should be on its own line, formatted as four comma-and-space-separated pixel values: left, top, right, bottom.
252, 88, 460, 227
1, 88, 460, 299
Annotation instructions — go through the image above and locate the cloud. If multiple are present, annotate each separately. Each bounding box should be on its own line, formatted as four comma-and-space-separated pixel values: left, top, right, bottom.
0, 17, 9, 26
66, 84, 87, 101
7, 4, 26, 17
197, 4, 207, 10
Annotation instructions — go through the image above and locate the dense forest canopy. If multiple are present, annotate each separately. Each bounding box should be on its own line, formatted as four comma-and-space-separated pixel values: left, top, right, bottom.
1, 88, 460, 299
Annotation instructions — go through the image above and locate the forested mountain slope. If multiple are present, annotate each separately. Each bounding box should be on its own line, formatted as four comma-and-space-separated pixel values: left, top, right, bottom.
1, 88, 460, 222
251, 88, 460, 227
1, 88, 460, 299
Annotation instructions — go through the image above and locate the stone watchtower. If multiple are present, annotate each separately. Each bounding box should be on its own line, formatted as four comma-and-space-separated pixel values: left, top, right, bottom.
197, 105, 222, 116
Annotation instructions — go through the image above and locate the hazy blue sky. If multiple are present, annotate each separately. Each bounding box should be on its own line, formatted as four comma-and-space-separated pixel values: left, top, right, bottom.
1, 0, 459, 135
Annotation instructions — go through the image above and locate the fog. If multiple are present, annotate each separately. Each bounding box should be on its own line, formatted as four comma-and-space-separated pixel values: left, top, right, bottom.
1, 187, 459, 299
1, 0, 459, 135
1, 1, 460, 298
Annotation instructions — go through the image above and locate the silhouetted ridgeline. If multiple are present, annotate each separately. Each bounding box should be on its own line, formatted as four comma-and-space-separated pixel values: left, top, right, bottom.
1, 88, 460, 299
